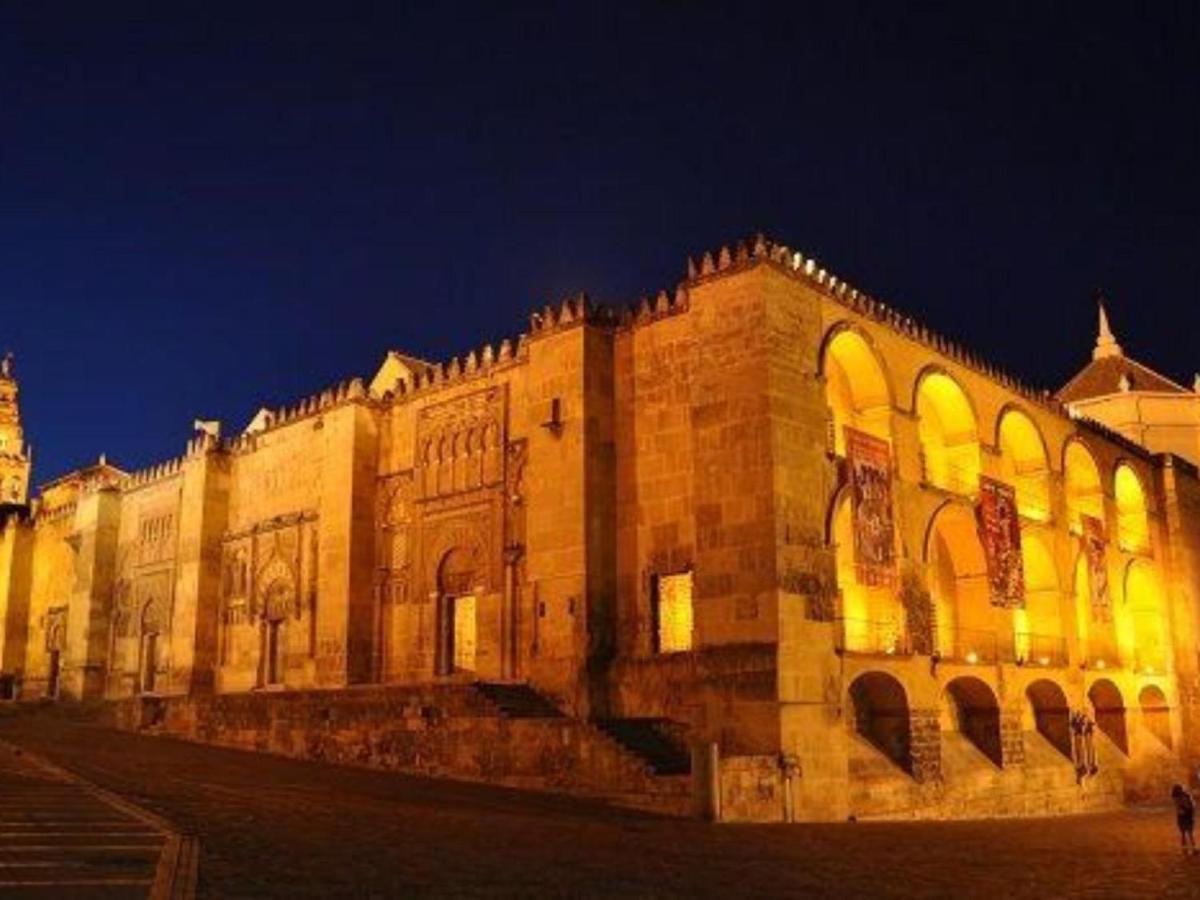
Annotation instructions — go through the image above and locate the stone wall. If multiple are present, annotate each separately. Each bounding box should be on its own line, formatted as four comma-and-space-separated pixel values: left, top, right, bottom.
108, 685, 693, 816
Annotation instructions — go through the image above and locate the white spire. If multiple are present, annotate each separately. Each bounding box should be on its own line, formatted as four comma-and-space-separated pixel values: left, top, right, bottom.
1093, 299, 1123, 360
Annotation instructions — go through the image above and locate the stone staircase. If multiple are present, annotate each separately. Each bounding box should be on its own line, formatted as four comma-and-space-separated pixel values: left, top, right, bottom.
110, 682, 696, 817
594, 718, 693, 776
474, 682, 566, 719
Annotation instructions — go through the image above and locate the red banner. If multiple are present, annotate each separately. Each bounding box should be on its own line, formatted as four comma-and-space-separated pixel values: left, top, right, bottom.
976, 476, 1024, 608
1082, 514, 1111, 622
845, 427, 895, 586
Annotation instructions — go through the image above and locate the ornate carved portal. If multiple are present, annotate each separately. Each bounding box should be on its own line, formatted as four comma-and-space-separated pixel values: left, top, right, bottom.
375, 385, 525, 683
217, 511, 318, 686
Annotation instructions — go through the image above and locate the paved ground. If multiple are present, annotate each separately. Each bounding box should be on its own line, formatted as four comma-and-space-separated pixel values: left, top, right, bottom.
0, 740, 165, 898
0, 713, 1197, 898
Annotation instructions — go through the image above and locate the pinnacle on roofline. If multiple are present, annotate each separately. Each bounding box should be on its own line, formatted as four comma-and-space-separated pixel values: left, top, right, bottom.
1094, 296, 1123, 360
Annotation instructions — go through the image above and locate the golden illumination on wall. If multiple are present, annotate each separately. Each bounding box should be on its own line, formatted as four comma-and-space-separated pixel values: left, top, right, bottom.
832, 496, 903, 654
1114, 464, 1151, 554
1064, 441, 1104, 534
997, 409, 1050, 521
1124, 559, 1169, 674
656, 572, 694, 653
823, 328, 891, 455
916, 372, 980, 496
1015, 533, 1063, 665
1075, 554, 1118, 668
453, 594, 477, 672
926, 503, 991, 661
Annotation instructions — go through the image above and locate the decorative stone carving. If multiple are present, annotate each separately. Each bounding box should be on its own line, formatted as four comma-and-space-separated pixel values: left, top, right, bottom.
416, 386, 507, 501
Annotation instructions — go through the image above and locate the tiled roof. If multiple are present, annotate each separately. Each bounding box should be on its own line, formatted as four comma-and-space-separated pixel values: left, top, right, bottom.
1057, 354, 1189, 403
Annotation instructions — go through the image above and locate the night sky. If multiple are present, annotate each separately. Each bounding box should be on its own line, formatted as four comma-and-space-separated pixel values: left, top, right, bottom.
2, 4, 1197, 482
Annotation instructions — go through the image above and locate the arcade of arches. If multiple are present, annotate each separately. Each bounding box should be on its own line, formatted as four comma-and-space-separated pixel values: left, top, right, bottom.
0, 236, 1198, 824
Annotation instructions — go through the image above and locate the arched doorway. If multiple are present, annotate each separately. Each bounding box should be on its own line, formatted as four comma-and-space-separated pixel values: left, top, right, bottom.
1139, 685, 1172, 749
437, 547, 478, 676
139, 600, 165, 695
848, 672, 912, 774
1088, 679, 1128, 754
259, 579, 292, 688
46, 619, 65, 699
946, 676, 1002, 766
1027, 679, 1072, 760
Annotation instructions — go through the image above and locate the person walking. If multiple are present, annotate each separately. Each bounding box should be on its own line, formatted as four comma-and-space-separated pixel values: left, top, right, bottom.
1172, 784, 1196, 856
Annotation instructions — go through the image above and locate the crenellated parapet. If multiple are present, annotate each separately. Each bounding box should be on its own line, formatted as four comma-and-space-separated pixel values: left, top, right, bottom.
120, 456, 186, 493
223, 377, 370, 453
685, 233, 1065, 416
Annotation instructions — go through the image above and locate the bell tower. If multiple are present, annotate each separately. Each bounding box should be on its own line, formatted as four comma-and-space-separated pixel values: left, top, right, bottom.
0, 353, 31, 506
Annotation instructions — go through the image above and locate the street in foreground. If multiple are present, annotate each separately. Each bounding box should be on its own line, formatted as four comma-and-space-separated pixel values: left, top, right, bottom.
0, 713, 1195, 899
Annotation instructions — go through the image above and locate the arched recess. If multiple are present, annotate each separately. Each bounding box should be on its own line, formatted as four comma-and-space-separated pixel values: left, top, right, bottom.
1125, 559, 1170, 675
945, 676, 1002, 766
925, 502, 993, 662
848, 672, 912, 774
822, 326, 892, 455
1014, 533, 1064, 667
832, 492, 904, 654
437, 546, 479, 676
915, 370, 980, 496
1073, 552, 1118, 668
1026, 678, 1072, 760
1064, 440, 1104, 534
1139, 685, 1173, 748
996, 407, 1051, 521
1115, 464, 1151, 554
1088, 679, 1128, 754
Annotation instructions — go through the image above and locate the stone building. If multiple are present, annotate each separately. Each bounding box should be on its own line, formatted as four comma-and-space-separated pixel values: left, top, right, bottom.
1, 235, 1198, 821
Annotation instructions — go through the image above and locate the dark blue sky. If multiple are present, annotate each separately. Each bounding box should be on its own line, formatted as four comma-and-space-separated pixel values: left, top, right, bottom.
2, 3, 1197, 482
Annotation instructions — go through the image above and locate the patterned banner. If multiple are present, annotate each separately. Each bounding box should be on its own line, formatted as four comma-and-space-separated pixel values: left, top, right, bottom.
845, 427, 895, 586
1082, 514, 1111, 622
976, 476, 1025, 608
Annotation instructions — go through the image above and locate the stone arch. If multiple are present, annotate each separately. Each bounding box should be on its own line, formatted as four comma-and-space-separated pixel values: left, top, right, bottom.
924, 501, 990, 662
995, 406, 1051, 520
848, 671, 912, 774
1088, 678, 1128, 754
1114, 463, 1151, 553
1063, 439, 1105, 533
945, 676, 1002, 766
914, 368, 980, 496
1026, 678, 1072, 760
819, 323, 894, 454
256, 555, 298, 620
435, 544, 481, 676
1139, 684, 1172, 748
261, 579, 294, 622
1125, 558, 1169, 674
1015, 532, 1063, 666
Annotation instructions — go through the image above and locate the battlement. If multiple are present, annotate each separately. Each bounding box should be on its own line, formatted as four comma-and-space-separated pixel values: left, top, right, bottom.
685, 234, 1064, 416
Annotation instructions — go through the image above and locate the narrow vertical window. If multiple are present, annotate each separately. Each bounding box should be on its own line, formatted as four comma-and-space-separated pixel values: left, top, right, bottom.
656, 572, 694, 653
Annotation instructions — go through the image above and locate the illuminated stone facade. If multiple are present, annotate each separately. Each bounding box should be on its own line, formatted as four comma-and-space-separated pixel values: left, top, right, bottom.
1, 236, 1199, 821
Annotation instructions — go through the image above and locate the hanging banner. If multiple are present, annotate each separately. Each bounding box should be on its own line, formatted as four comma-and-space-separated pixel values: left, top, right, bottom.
1082, 514, 1111, 622
845, 427, 895, 586
976, 475, 1025, 608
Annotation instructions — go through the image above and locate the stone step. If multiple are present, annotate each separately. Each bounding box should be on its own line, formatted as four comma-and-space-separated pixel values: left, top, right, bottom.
594, 718, 692, 776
